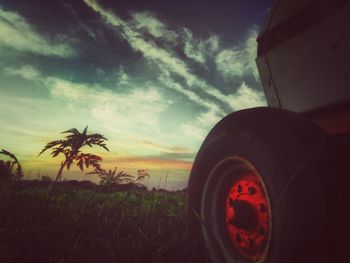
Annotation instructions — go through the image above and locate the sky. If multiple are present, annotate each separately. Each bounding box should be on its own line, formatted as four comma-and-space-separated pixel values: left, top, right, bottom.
0, 0, 272, 190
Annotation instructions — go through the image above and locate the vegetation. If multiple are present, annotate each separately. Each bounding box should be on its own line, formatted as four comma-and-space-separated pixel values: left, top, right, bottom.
0, 149, 23, 181
0, 182, 204, 263
0, 127, 207, 263
38, 126, 109, 183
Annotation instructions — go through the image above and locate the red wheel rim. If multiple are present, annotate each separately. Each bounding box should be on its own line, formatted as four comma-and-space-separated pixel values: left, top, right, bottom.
225, 171, 271, 261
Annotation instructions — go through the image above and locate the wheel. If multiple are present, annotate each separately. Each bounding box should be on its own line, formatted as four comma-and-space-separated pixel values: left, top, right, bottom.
187, 107, 340, 263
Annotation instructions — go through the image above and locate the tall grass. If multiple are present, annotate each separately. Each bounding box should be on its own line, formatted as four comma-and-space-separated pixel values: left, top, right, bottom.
0, 181, 207, 263
0, 128, 208, 263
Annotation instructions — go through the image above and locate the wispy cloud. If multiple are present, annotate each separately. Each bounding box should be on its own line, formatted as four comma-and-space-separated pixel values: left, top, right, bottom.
131, 11, 178, 42
196, 108, 223, 128
45, 77, 171, 134
115, 66, 129, 85
82, 0, 239, 111
175, 82, 266, 144
3, 64, 171, 135
131, 10, 219, 65
227, 82, 266, 110
179, 123, 207, 141
4, 65, 41, 80
0, 93, 69, 159
0, 7, 75, 57
183, 28, 219, 64
215, 28, 259, 80
139, 140, 192, 154
158, 70, 223, 114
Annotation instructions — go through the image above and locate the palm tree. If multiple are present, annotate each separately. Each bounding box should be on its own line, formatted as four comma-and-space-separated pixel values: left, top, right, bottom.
38, 126, 109, 183
88, 168, 150, 187
89, 167, 134, 186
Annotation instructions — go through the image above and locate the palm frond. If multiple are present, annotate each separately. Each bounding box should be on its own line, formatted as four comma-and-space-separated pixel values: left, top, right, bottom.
37, 140, 66, 157
0, 150, 23, 179
39, 128, 108, 158
136, 169, 150, 182
88, 167, 134, 186
62, 128, 80, 135
82, 126, 88, 136
85, 134, 109, 151
75, 153, 102, 171
0, 149, 17, 161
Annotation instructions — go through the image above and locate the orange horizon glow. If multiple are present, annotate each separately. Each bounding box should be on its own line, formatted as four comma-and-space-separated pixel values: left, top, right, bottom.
21, 153, 192, 174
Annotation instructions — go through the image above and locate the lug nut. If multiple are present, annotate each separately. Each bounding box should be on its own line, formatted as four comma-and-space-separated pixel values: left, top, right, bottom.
260, 204, 267, 213
237, 185, 242, 193
248, 186, 256, 195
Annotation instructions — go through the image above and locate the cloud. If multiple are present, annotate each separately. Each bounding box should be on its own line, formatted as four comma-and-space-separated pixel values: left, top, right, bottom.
139, 140, 192, 154
158, 71, 223, 113
196, 108, 222, 128
227, 82, 266, 110
132, 11, 219, 65
176, 83, 266, 145
215, 28, 259, 80
83, 1, 264, 115
83, 0, 235, 110
46, 77, 92, 101
115, 66, 129, 84
0, 92, 72, 160
180, 123, 207, 141
0, 7, 75, 57
216, 49, 245, 77
183, 28, 219, 64
3, 65, 41, 80
3, 64, 171, 135
44, 76, 171, 133
245, 28, 260, 79
131, 11, 177, 41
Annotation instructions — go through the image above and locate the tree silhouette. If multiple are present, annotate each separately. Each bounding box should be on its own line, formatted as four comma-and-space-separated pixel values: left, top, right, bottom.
136, 169, 150, 182
38, 126, 109, 183
89, 167, 134, 186
0, 149, 23, 180
88, 168, 150, 187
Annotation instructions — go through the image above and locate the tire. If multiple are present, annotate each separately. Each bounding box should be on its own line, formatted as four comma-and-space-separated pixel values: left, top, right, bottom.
187, 107, 340, 263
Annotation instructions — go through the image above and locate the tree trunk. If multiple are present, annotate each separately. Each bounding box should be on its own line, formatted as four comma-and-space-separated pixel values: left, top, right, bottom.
55, 159, 67, 183
47, 159, 68, 203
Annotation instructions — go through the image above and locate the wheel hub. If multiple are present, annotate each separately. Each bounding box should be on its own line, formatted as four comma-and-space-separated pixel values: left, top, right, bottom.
229, 200, 259, 231
225, 172, 270, 261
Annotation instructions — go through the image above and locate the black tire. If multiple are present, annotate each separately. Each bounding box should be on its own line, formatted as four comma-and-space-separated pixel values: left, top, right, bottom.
187, 107, 340, 263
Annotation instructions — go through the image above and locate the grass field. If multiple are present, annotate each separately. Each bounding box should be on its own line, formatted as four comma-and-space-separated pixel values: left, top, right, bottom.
0, 134, 207, 263
0, 180, 207, 263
